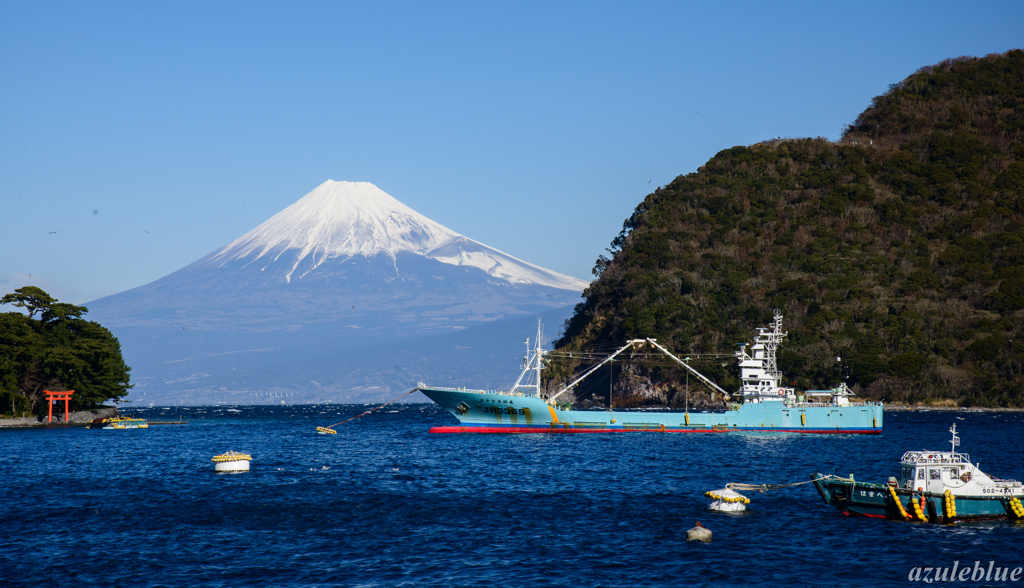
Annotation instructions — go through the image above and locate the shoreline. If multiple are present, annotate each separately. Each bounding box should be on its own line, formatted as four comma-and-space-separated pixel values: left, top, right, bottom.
0, 406, 120, 428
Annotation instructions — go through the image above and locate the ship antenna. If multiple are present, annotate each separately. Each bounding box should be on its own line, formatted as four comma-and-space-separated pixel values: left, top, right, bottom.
535, 318, 545, 398
764, 309, 786, 383
950, 423, 960, 453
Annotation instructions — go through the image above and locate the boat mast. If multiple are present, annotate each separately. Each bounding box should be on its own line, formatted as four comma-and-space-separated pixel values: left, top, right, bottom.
508, 319, 546, 397
734, 309, 791, 402
533, 319, 544, 397
765, 311, 784, 382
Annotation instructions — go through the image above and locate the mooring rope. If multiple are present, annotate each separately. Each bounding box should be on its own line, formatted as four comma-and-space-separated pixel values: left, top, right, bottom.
320, 388, 419, 431
727, 474, 847, 494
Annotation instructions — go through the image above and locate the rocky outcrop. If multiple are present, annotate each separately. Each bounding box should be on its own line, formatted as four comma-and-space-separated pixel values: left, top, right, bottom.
0, 406, 120, 427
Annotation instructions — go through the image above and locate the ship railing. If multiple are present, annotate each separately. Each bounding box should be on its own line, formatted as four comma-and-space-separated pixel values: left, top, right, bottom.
784, 401, 875, 408
419, 385, 527, 397
900, 451, 971, 464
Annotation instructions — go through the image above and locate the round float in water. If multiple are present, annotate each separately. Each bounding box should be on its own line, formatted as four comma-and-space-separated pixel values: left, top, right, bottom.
704, 487, 750, 512
212, 450, 252, 472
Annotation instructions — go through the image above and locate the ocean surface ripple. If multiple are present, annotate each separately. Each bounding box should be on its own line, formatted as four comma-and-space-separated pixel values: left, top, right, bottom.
2, 405, 1022, 587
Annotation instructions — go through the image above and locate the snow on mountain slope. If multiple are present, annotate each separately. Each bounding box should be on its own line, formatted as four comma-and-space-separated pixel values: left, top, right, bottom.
425, 237, 585, 290
209, 180, 588, 290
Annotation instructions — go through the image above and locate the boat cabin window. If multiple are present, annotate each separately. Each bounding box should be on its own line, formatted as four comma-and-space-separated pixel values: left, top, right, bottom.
900, 466, 911, 479
945, 467, 959, 478
930, 469, 941, 480
917, 468, 925, 480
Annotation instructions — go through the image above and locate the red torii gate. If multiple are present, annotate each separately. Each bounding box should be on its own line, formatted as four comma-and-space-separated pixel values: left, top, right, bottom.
43, 390, 74, 423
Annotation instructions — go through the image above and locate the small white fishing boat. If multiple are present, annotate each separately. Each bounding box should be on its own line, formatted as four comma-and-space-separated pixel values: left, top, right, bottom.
812, 424, 1024, 522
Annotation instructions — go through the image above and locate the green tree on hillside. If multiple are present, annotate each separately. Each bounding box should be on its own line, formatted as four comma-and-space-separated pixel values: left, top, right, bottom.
0, 287, 132, 417
551, 50, 1024, 408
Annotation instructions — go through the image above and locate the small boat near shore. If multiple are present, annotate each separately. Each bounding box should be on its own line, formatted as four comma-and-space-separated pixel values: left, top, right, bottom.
90, 416, 149, 429
811, 424, 1024, 522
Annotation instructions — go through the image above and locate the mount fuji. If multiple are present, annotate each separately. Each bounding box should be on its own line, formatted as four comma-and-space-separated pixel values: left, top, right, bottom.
87, 181, 588, 405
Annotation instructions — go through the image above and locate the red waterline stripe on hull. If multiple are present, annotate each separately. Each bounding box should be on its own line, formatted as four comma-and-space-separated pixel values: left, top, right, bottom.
429, 426, 881, 434
842, 509, 887, 519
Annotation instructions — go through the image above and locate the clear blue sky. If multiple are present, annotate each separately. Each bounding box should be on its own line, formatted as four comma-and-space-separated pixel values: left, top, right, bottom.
2, 1, 1022, 304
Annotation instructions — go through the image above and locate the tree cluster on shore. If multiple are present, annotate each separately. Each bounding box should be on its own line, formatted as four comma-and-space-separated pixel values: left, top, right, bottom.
550, 51, 1024, 408
0, 287, 132, 417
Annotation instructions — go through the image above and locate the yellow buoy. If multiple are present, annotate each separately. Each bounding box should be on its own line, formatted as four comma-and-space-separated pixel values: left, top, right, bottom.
910, 493, 927, 522
1010, 497, 1024, 518
944, 489, 957, 520
888, 486, 910, 520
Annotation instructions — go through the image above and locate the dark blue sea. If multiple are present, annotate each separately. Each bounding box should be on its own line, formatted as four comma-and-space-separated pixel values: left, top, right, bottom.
2, 405, 1022, 587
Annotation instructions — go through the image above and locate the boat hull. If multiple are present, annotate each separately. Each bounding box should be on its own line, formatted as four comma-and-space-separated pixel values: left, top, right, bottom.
811, 473, 1020, 522
100, 420, 148, 429
418, 387, 882, 434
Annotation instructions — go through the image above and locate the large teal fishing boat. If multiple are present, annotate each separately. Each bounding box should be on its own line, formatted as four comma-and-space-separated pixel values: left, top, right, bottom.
418, 312, 883, 434
811, 424, 1024, 522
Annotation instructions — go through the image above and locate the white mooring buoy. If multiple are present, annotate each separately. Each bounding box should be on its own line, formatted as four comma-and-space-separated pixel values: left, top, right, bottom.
686, 521, 712, 542
704, 487, 750, 512
212, 450, 252, 472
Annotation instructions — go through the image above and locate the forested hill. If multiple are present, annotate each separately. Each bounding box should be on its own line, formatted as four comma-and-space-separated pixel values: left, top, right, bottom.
552, 50, 1024, 408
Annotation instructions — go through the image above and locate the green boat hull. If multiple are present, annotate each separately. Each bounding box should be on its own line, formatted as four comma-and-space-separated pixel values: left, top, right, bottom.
811, 472, 1022, 522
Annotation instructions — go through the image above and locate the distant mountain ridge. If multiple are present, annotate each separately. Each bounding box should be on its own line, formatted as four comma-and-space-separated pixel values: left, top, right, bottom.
88, 181, 586, 405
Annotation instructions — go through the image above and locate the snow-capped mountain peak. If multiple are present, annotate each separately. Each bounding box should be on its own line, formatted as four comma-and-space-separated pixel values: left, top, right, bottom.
209, 180, 588, 290
213, 181, 459, 262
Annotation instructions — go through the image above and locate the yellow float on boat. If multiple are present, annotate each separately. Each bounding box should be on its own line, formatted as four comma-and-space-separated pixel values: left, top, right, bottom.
96, 416, 149, 429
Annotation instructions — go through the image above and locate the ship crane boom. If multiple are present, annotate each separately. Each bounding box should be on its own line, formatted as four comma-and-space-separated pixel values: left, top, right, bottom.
644, 338, 730, 397
547, 338, 728, 404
